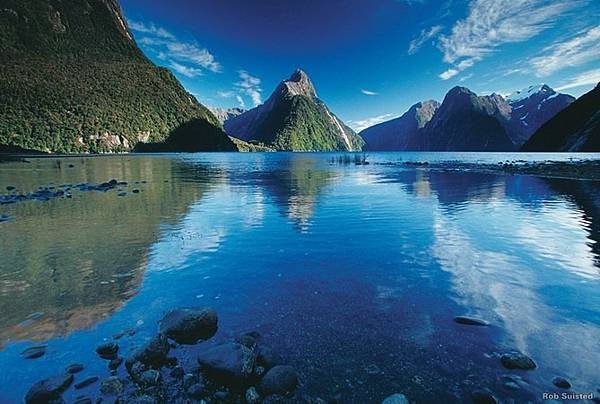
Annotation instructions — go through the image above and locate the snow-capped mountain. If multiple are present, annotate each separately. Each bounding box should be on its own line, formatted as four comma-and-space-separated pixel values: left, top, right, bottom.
507, 84, 575, 145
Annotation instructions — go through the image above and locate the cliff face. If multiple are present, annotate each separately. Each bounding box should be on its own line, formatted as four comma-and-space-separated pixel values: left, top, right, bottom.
0, 0, 236, 153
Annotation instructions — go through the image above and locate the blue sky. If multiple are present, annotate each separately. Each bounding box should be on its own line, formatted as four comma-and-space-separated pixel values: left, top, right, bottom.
121, 0, 600, 131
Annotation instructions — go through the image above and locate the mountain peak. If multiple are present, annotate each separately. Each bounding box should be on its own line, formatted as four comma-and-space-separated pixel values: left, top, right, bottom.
282, 68, 317, 98
507, 84, 554, 103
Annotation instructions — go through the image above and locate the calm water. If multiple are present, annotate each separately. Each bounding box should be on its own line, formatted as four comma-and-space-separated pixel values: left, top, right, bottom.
0, 152, 599, 403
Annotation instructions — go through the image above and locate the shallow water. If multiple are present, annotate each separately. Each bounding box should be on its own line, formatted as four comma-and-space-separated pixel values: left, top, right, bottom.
0, 152, 599, 403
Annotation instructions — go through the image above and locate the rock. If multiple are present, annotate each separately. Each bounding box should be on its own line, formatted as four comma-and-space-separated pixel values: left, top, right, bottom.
25, 373, 73, 403
73, 398, 92, 404
132, 189, 140, 194
109, 357, 123, 370
183, 374, 198, 389
188, 383, 205, 399
197, 342, 255, 384
96, 342, 119, 359
128, 361, 146, 382
159, 307, 218, 344
454, 316, 489, 326
100, 376, 123, 395
65, 363, 84, 374
6, 186, 15, 191
500, 352, 536, 370
257, 346, 283, 369
22, 346, 46, 359
125, 334, 170, 370
260, 365, 299, 396
552, 376, 571, 389
129, 396, 157, 404
246, 386, 261, 404
381, 393, 409, 404
74, 377, 99, 389
140, 369, 161, 386
471, 389, 497, 404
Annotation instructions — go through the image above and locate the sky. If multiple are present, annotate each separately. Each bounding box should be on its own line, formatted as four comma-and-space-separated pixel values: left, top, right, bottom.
121, 0, 600, 132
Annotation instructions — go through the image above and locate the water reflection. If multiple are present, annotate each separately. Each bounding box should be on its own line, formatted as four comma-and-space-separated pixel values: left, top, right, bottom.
0, 157, 215, 346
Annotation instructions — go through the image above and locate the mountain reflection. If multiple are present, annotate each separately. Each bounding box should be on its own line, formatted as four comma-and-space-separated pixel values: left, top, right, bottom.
0, 157, 216, 347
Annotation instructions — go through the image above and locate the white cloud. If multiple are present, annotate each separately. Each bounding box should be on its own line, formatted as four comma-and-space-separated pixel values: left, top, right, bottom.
235, 95, 246, 109
128, 20, 175, 40
555, 68, 600, 92
348, 113, 395, 132
439, 68, 459, 80
408, 25, 443, 55
361, 89, 379, 96
128, 19, 222, 76
530, 27, 600, 77
236, 70, 263, 107
437, 0, 577, 79
169, 61, 203, 78
459, 73, 474, 82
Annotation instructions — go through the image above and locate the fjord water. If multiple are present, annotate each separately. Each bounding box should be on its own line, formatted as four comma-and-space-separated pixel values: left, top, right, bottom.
0, 153, 599, 402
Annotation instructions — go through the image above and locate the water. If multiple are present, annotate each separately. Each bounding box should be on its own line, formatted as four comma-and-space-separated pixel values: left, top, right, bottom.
0, 152, 599, 403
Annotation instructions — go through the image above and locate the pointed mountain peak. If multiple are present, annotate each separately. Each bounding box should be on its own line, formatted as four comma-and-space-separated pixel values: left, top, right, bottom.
281, 68, 317, 98
507, 84, 555, 103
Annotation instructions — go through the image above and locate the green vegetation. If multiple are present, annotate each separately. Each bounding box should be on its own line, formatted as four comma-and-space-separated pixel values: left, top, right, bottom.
229, 136, 275, 152
252, 95, 364, 151
0, 0, 235, 153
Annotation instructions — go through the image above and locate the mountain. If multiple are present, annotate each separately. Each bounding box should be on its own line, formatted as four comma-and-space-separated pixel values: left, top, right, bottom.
0, 0, 236, 153
419, 87, 515, 151
224, 69, 364, 151
522, 84, 600, 152
210, 107, 246, 125
507, 84, 575, 146
360, 101, 439, 151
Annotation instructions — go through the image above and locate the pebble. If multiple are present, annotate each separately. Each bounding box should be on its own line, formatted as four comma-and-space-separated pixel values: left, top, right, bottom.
65, 363, 84, 374
108, 357, 123, 370
21, 346, 46, 359
471, 389, 497, 404
381, 393, 409, 404
100, 376, 123, 395
500, 352, 536, 370
25, 373, 73, 403
246, 386, 261, 404
96, 342, 119, 360
159, 307, 218, 344
454, 316, 489, 326
260, 365, 299, 396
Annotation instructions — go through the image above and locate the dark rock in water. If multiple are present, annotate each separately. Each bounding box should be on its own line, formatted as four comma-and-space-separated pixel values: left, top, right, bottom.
132, 189, 140, 194
108, 357, 123, 370
96, 342, 119, 359
118, 192, 127, 197
100, 376, 123, 395
113, 328, 136, 339
22, 345, 46, 359
74, 376, 99, 389
454, 316, 489, 326
159, 307, 218, 344
126, 334, 170, 370
471, 389, 497, 404
214, 391, 231, 400
66, 363, 84, 374
552, 376, 571, 389
257, 346, 283, 370
140, 369, 161, 386
197, 342, 256, 383
6, 186, 15, 191
381, 393, 409, 404
25, 373, 73, 403
500, 352, 536, 370
260, 365, 299, 396
187, 383, 205, 399
73, 398, 92, 404
0, 214, 11, 222
246, 386, 261, 404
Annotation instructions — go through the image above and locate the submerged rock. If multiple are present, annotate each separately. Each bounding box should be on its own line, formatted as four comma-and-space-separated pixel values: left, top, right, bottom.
65, 363, 84, 374
381, 393, 409, 404
140, 369, 161, 386
197, 342, 255, 383
454, 316, 489, 326
96, 342, 119, 360
21, 346, 46, 359
257, 346, 283, 370
552, 376, 571, 389
500, 352, 537, 370
159, 307, 218, 344
25, 373, 73, 403
471, 389, 497, 404
246, 386, 261, 403
260, 365, 299, 396
125, 334, 170, 370
109, 357, 123, 370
